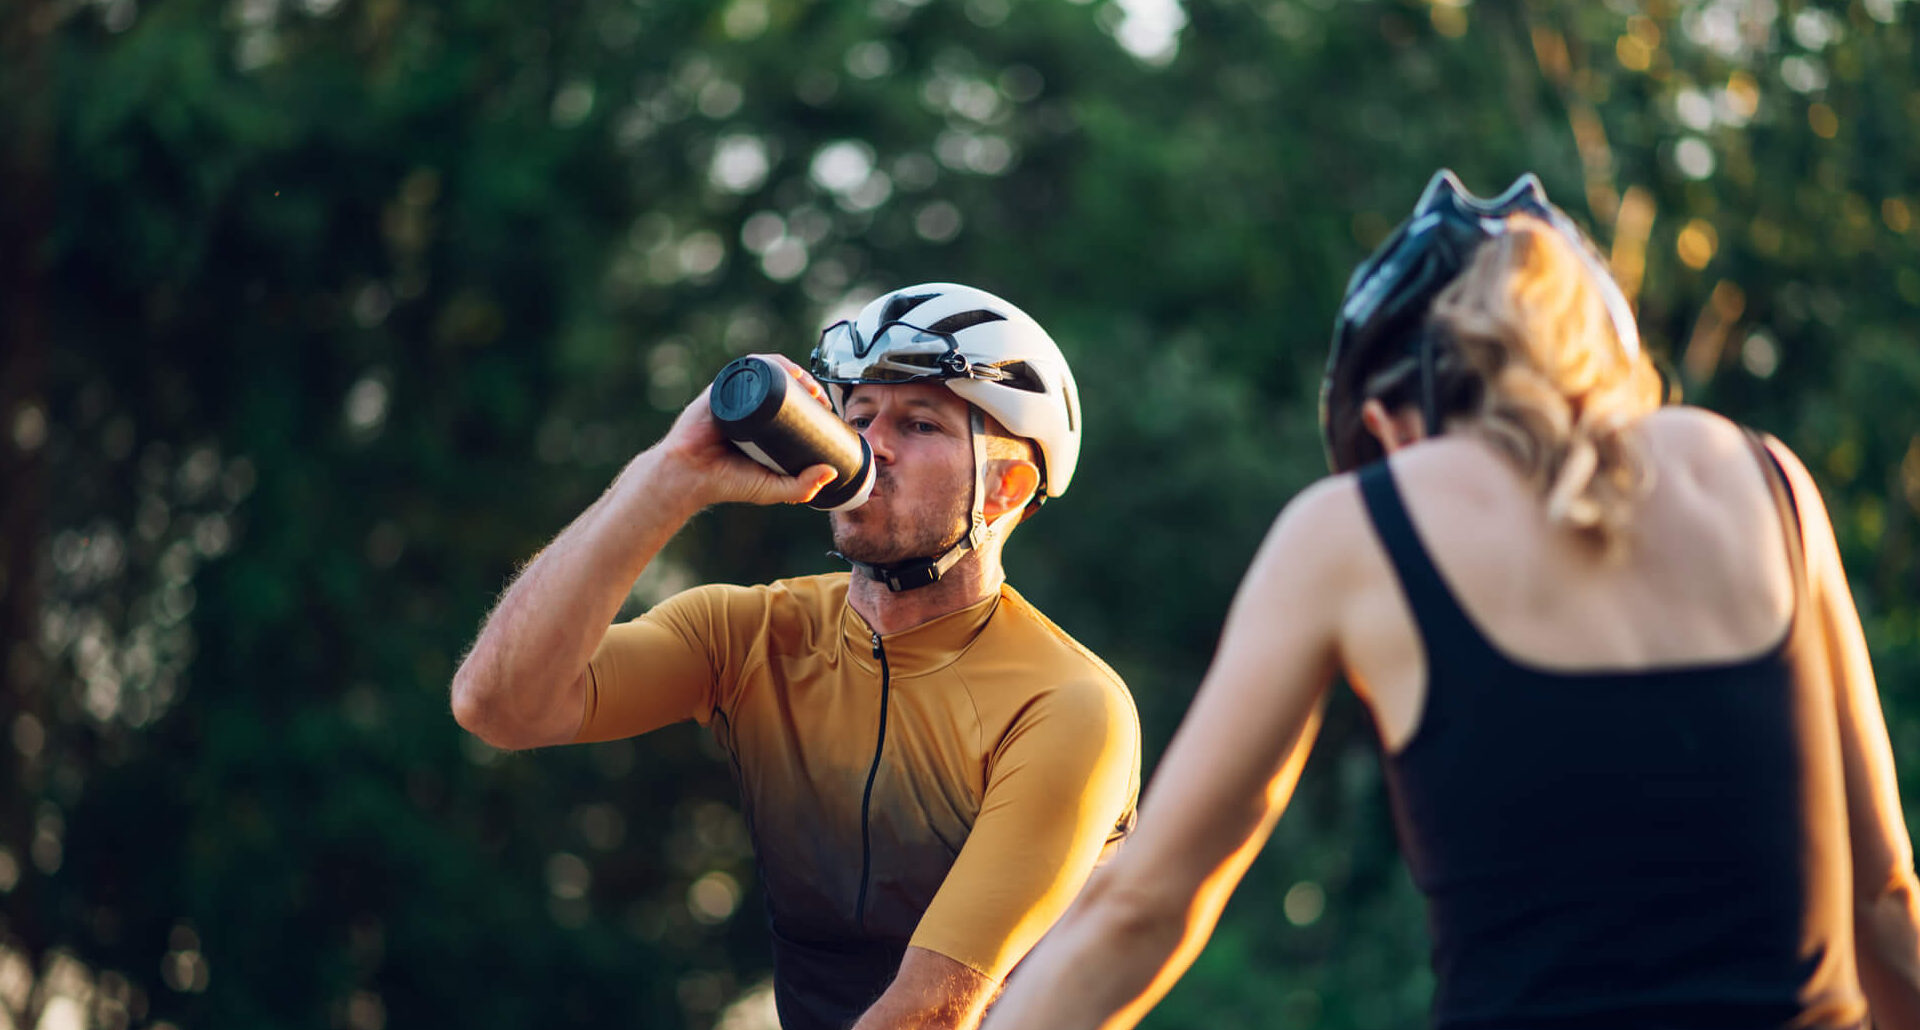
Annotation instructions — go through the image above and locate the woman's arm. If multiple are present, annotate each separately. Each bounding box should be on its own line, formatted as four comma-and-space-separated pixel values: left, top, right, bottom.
981, 478, 1362, 1030
1767, 438, 1920, 1029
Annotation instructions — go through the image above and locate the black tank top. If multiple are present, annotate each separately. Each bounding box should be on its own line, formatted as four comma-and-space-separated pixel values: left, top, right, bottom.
1359, 435, 1866, 1030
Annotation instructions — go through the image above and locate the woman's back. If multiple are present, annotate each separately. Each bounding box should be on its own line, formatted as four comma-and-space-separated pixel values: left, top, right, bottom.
1342, 406, 1864, 1029
1345, 406, 1798, 749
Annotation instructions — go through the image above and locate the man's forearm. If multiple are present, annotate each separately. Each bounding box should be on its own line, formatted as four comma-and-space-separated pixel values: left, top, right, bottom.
451, 447, 701, 749
851, 996, 979, 1030
850, 947, 997, 1030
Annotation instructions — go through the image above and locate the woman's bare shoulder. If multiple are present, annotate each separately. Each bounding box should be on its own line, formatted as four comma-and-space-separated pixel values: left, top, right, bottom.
1638, 405, 1770, 486
1270, 472, 1372, 552
1247, 472, 1388, 606
1641, 404, 1746, 445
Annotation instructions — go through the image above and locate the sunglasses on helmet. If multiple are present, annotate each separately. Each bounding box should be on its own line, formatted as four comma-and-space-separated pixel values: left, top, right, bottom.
810, 319, 1017, 386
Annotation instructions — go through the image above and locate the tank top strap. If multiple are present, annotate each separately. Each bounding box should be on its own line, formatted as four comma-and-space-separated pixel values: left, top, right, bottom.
1357, 460, 1499, 668
1742, 427, 1809, 611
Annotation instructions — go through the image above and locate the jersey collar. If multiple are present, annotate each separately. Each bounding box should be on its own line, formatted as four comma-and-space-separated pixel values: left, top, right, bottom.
841, 586, 1004, 677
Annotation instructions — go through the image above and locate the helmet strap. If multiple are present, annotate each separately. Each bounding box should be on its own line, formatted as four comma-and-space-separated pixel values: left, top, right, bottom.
1418, 326, 1444, 438
838, 408, 1015, 593
965, 406, 990, 550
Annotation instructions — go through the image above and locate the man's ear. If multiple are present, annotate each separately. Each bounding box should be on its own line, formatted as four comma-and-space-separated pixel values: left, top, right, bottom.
1360, 398, 1428, 455
983, 460, 1041, 520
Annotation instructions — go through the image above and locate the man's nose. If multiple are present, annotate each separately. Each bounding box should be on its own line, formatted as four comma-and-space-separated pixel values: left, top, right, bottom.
857, 420, 895, 464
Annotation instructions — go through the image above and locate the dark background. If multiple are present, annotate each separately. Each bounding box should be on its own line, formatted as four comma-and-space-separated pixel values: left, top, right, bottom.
5, 0, 1920, 1027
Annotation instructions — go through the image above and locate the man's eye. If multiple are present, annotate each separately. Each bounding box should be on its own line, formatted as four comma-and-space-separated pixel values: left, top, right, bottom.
848, 416, 873, 429
911, 421, 940, 434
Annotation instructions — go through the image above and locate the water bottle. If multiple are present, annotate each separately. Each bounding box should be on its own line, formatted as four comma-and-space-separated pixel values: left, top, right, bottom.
707, 356, 875, 512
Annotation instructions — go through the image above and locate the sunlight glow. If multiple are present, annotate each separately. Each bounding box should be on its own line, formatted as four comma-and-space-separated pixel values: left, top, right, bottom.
1110, 0, 1186, 65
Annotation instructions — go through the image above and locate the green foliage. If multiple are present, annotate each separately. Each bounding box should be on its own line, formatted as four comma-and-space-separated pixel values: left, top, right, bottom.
5, 0, 1920, 1027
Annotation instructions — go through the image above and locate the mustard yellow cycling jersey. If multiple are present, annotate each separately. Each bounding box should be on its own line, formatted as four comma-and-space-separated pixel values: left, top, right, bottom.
576, 573, 1139, 1030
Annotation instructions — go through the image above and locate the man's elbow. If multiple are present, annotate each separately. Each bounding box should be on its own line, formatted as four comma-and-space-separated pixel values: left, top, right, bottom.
449, 663, 499, 739
449, 659, 532, 750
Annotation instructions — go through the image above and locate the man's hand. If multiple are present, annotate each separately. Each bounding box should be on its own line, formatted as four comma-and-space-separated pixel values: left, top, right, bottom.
652, 353, 839, 513
851, 948, 998, 1030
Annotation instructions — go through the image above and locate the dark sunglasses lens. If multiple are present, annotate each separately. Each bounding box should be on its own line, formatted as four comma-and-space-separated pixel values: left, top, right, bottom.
870, 322, 951, 350
819, 321, 861, 354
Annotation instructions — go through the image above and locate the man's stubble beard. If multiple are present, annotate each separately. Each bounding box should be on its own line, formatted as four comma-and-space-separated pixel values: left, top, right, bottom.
829, 468, 971, 565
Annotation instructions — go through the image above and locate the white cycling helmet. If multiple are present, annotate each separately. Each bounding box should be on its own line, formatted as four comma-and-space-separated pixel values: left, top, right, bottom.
809, 282, 1081, 591
810, 282, 1082, 499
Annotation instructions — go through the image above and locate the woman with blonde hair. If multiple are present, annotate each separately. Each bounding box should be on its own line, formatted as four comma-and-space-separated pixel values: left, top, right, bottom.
982, 171, 1920, 1030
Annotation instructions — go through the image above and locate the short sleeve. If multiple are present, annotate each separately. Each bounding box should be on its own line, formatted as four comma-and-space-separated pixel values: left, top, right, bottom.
573, 585, 743, 743
906, 676, 1141, 980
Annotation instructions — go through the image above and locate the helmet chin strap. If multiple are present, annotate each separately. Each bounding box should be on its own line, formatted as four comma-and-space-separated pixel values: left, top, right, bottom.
836, 408, 1020, 593
1419, 326, 1444, 438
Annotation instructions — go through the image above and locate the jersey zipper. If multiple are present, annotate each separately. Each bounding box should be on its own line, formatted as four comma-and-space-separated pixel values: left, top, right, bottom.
855, 629, 891, 931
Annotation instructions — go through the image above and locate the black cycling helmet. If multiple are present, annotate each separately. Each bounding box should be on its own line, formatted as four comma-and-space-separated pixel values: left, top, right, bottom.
1319, 169, 1641, 473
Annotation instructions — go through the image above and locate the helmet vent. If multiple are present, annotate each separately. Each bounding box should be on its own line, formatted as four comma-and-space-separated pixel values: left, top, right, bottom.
926, 309, 1008, 335
985, 360, 1047, 394
879, 292, 941, 324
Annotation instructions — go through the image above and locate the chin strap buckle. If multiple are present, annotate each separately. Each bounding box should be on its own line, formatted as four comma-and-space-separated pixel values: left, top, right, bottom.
881, 563, 940, 592
829, 549, 965, 593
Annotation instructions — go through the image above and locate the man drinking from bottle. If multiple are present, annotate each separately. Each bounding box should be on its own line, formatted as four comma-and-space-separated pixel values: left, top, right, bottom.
450, 283, 1141, 1030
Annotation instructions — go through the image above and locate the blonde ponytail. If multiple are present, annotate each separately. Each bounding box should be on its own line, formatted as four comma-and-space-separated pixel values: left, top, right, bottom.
1428, 218, 1664, 554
